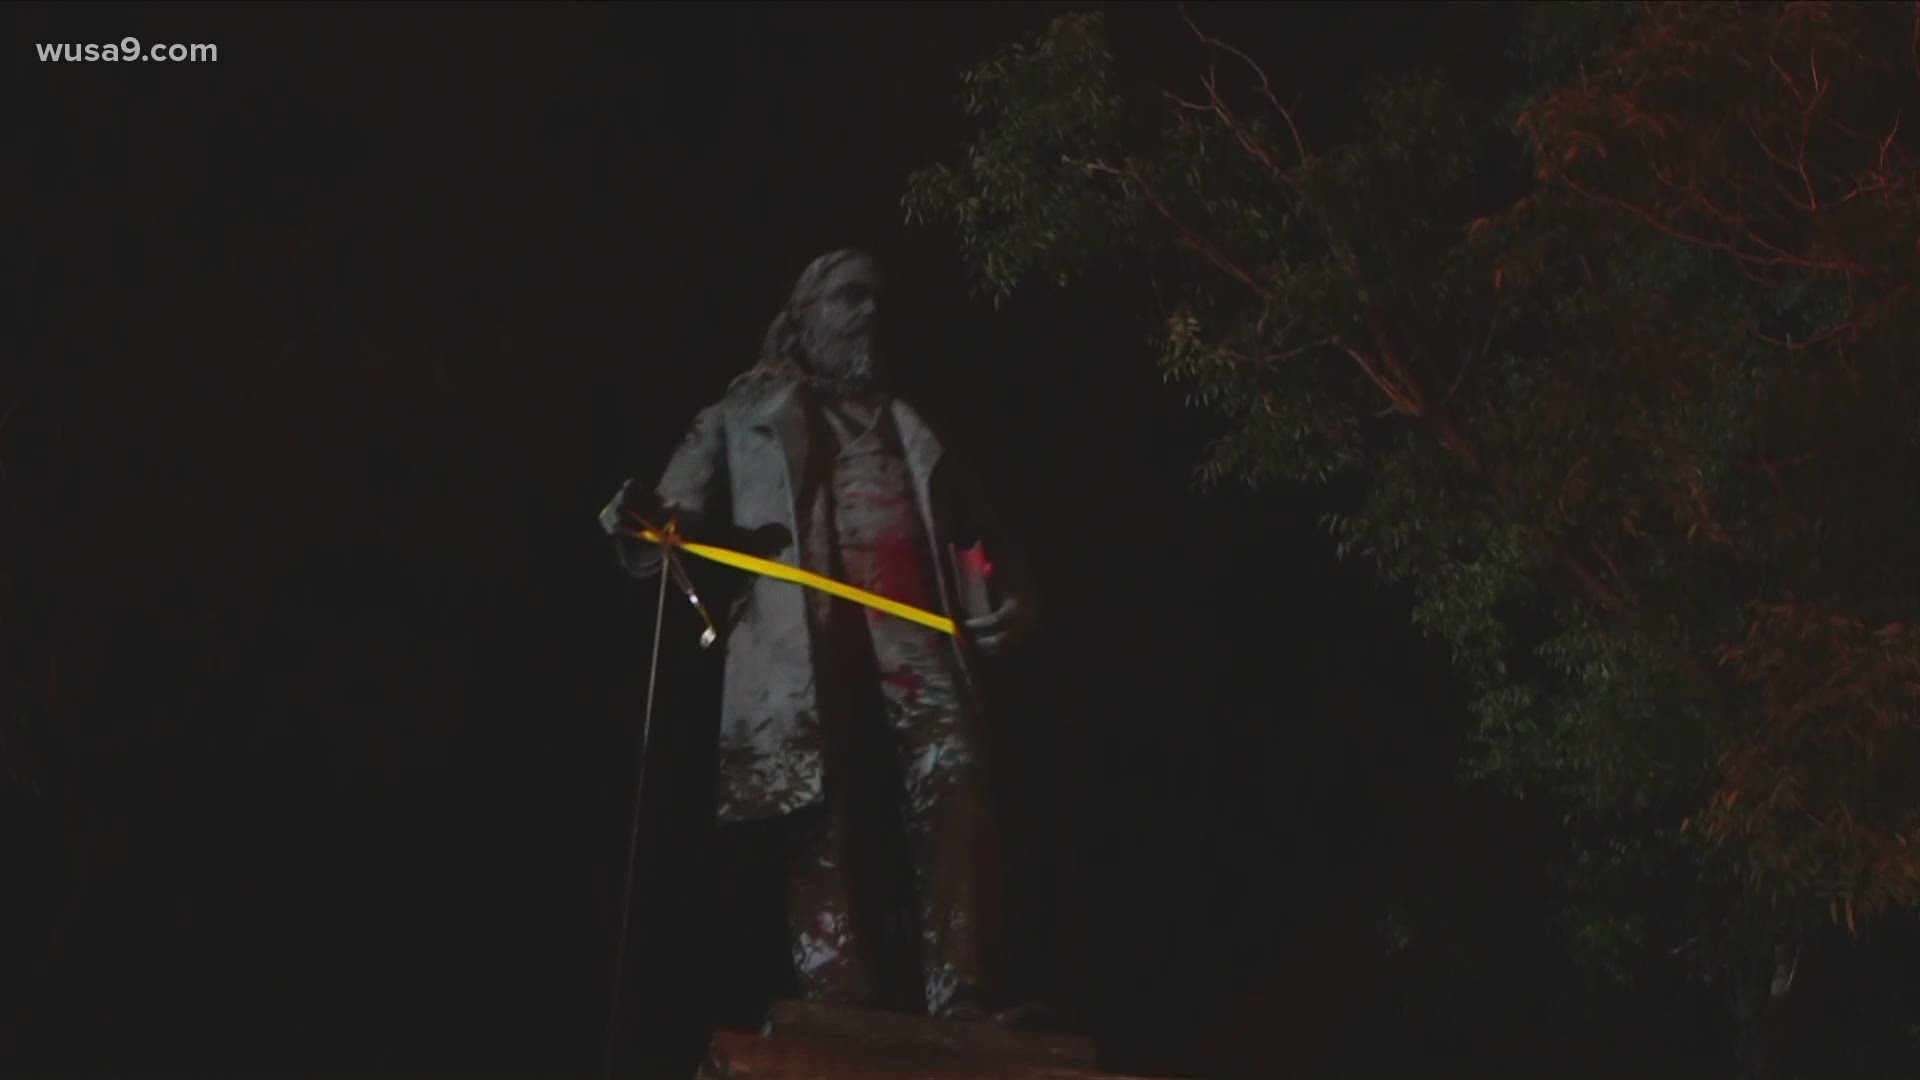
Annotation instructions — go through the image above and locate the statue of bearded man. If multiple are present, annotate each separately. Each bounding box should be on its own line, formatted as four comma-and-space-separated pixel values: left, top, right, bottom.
601, 249, 1033, 1020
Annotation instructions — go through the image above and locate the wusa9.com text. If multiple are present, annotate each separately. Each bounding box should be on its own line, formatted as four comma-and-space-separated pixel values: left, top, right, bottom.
38, 39, 217, 63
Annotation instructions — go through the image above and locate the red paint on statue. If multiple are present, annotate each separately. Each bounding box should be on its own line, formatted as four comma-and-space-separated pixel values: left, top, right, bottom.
880, 669, 926, 698
861, 526, 931, 618
959, 545, 994, 579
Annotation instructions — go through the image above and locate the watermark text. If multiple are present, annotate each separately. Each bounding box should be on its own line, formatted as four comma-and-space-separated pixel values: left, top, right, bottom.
37, 39, 218, 63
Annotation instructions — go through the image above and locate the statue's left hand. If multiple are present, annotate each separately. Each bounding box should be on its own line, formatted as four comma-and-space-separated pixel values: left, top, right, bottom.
963, 597, 1025, 656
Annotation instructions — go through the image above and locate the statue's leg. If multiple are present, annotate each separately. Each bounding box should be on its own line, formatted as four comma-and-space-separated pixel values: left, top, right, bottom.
782, 804, 878, 1008
869, 632, 991, 1016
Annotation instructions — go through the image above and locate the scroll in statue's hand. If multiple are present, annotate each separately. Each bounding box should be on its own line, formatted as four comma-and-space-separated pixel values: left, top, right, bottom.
963, 597, 1025, 657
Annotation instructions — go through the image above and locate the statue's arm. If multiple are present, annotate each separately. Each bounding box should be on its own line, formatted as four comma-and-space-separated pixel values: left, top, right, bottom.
602, 403, 731, 579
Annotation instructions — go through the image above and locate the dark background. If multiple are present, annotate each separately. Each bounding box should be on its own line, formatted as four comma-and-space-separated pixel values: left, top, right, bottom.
3, 3, 1716, 1077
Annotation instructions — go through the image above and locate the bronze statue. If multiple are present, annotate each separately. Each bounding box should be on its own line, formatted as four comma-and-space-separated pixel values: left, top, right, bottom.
601, 250, 1032, 1019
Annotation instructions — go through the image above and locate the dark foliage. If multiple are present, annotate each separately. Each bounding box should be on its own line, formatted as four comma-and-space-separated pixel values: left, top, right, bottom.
906, 2, 1920, 1075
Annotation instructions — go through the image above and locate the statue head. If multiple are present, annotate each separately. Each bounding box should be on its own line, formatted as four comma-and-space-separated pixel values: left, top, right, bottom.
744, 249, 888, 390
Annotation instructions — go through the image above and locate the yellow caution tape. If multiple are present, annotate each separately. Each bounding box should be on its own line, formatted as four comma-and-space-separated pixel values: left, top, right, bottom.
618, 520, 957, 636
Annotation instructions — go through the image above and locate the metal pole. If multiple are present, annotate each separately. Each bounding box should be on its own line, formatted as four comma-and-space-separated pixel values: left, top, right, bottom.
604, 550, 674, 1080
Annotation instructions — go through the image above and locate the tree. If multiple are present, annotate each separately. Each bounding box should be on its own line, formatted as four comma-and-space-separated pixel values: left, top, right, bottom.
903, 3, 1920, 1073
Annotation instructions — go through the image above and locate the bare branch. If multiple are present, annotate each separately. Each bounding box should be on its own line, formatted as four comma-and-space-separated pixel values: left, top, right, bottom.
1556, 173, 1866, 277
1744, 117, 1819, 211
1262, 337, 1334, 366
1162, 90, 1212, 114
1339, 341, 1422, 416
1089, 158, 1267, 292
1445, 303, 1502, 408
1177, 4, 1310, 165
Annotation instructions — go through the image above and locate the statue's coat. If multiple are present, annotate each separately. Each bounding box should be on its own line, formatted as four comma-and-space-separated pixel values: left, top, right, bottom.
621, 379, 1028, 822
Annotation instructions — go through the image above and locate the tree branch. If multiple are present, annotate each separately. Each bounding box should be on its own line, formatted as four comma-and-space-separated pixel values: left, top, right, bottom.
1339, 340, 1421, 416
1084, 158, 1267, 292
1177, 5, 1310, 164
1556, 174, 1867, 278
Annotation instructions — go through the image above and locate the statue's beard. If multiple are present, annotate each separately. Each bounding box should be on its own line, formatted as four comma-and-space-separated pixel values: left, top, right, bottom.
803, 330, 882, 389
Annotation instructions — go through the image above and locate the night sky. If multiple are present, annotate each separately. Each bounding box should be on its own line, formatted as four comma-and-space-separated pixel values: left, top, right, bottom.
5, 4, 1667, 1077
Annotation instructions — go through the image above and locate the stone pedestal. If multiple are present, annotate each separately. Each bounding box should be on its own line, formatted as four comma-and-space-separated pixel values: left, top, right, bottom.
697, 1001, 1173, 1079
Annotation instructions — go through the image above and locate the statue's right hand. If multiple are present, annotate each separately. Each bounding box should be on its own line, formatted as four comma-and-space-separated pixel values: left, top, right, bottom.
603, 480, 675, 580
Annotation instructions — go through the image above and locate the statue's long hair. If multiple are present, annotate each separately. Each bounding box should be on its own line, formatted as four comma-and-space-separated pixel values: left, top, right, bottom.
730, 248, 877, 394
